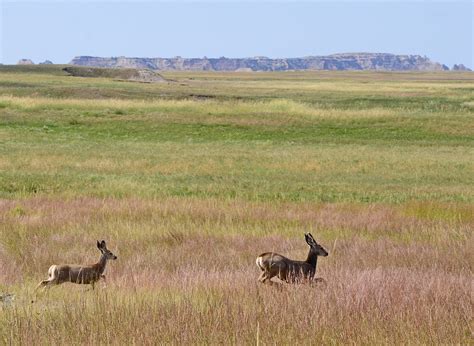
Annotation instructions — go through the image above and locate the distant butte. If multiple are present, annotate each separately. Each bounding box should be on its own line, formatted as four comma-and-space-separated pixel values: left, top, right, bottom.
69, 53, 460, 71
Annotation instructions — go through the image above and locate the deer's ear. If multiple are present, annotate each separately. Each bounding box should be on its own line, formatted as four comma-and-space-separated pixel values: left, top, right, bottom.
305, 233, 316, 245
97, 241, 101, 249
100, 240, 106, 248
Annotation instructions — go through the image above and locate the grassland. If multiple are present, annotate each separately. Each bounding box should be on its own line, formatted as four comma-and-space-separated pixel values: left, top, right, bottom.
0, 65, 472, 344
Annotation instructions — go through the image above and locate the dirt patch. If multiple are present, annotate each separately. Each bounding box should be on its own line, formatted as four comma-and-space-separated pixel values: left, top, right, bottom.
62, 66, 167, 83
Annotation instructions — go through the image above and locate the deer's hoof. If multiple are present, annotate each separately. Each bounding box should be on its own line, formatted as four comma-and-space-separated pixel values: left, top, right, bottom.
312, 278, 327, 287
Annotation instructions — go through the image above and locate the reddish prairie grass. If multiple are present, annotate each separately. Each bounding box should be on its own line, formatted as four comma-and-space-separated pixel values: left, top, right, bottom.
0, 197, 472, 344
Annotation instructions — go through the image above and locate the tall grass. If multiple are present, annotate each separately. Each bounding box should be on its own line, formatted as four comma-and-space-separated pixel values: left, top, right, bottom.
0, 198, 472, 343
2, 269, 471, 344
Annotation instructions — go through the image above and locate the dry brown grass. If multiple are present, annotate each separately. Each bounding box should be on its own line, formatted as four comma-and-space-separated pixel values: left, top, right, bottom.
3, 268, 471, 344
0, 198, 472, 344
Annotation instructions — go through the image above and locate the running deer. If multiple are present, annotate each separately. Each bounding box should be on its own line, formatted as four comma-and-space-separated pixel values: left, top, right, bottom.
37, 240, 117, 290
256, 233, 328, 284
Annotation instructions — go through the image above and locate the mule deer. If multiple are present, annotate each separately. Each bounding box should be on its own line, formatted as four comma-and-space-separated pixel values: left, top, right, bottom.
256, 233, 328, 284
37, 240, 117, 290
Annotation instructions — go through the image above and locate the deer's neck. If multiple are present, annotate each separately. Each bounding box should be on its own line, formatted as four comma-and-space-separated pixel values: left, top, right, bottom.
95, 253, 108, 275
305, 251, 318, 269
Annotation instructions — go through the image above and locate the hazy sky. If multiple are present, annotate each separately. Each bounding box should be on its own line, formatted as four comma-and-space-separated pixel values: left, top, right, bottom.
1, 0, 472, 68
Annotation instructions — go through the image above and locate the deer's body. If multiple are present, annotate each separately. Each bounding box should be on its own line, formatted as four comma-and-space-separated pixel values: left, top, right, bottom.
256, 233, 328, 284
37, 240, 116, 290
256, 253, 318, 283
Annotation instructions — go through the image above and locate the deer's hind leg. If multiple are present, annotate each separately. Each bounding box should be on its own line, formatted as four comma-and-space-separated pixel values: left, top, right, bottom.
36, 280, 49, 291
258, 271, 268, 283
258, 271, 279, 286
35, 277, 59, 294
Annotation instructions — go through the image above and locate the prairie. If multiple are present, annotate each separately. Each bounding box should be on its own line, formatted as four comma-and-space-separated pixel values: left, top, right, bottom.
0, 66, 472, 344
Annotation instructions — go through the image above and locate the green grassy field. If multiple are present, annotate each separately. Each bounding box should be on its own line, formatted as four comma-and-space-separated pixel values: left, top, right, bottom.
0, 65, 472, 344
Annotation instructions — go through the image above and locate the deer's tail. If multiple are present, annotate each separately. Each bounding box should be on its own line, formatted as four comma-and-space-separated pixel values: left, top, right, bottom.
256, 256, 265, 271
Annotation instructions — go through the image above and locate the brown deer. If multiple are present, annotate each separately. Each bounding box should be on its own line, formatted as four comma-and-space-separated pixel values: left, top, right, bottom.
36, 240, 117, 290
256, 233, 328, 285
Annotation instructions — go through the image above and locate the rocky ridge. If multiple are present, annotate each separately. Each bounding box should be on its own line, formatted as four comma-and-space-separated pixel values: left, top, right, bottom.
70, 53, 455, 71
17, 59, 34, 65
452, 64, 471, 71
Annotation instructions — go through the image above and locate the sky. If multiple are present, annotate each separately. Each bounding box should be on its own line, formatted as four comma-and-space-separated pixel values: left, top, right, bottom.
1, 0, 472, 68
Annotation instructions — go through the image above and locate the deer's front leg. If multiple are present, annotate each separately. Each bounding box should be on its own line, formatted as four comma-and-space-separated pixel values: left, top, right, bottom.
100, 274, 108, 288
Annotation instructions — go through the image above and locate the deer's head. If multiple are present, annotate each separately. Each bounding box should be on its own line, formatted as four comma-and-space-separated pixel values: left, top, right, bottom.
97, 240, 118, 260
305, 233, 328, 257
